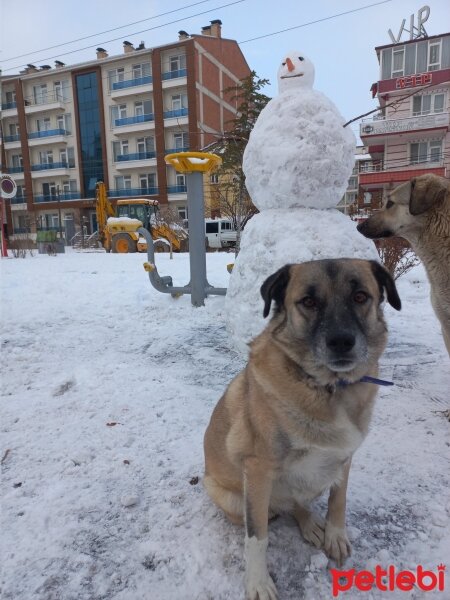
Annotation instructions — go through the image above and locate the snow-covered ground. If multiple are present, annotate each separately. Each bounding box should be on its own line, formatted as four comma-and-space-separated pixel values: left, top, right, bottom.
1, 249, 449, 600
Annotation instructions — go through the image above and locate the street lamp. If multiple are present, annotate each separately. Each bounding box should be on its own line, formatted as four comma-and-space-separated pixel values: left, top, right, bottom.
56, 185, 64, 243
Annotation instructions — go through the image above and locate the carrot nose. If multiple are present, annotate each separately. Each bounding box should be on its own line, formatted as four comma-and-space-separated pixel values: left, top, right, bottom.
286, 57, 295, 72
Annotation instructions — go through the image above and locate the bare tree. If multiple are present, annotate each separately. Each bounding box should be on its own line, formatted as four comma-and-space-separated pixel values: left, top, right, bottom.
376, 237, 420, 280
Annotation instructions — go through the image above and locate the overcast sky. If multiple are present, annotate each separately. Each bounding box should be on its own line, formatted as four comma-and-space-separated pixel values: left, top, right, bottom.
1, 0, 448, 140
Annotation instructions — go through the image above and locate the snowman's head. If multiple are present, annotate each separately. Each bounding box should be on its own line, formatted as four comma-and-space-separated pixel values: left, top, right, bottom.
277, 51, 315, 93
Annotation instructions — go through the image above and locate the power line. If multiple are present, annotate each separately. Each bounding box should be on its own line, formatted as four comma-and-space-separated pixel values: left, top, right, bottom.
3, 0, 246, 73
1, 0, 215, 63
239, 0, 394, 44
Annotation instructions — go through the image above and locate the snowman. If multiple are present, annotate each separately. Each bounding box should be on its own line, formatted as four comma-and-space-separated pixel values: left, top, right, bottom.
225, 50, 378, 355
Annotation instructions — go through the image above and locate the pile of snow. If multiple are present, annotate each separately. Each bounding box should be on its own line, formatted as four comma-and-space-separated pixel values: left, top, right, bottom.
107, 217, 143, 227
1, 251, 449, 600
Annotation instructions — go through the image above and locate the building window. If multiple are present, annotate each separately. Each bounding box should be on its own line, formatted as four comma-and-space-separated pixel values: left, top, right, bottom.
412, 93, 445, 116
392, 48, 404, 77
134, 100, 152, 116
428, 41, 441, 71
174, 132, 189, 149
348, 176, 358, 190
5, 90, 16, 105
169, 54, 186, 72
59, 147, 75, 167
110, 104, 127, 125
115, 175, 131, 190
36, 117, 51, 132
12, 154, 23, 168
176, 173, 186, 187
137, 137, 154, 154
62, 180, 77, 193
139, 173, 156, 190
132, 63, 151, 79
33, 84, 48, 105
75, 72, 104, 195
9, 123, 20, 136
171, 94, 187, 111
56, 113, 72, 133
108, 67, 125, 89
39, 150, 54, 165
210, 173, 219, 184
54, 80, 69, 101
177, 206, 188, 221
410, 140, 442, 164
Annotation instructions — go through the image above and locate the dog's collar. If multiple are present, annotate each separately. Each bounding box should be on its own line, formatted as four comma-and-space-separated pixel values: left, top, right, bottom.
337, 375, 394, 387
325, 375, 394, 394
289, 357, 394, 393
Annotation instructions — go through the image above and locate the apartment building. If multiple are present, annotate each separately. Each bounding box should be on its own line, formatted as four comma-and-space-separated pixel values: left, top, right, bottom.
358, 31, 450, 209
0, 20, 250, 241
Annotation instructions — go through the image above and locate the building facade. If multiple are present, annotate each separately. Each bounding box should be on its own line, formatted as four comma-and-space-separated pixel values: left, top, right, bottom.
359, 32, 450, 209
0, 20, 250, 242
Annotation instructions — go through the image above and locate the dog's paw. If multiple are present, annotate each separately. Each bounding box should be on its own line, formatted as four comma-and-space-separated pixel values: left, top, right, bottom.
298, 514, 325, 549
245, 573, 278, 600
245, 536, 279, 600
324, 523, 351, 566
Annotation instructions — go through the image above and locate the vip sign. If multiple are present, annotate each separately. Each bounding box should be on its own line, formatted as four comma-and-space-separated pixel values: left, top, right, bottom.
388, 5, 430, 43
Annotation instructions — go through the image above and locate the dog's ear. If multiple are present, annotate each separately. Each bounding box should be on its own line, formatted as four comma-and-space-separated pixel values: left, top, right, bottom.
409, 175, 447, 216
260, 265, 292, 318
370, 261, 401, 311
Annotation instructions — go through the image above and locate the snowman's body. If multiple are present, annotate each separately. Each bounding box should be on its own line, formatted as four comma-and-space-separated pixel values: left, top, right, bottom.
225, 51, 378, 354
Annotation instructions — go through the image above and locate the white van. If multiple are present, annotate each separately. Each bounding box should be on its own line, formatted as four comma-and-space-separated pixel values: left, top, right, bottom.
205, 218, 237, 248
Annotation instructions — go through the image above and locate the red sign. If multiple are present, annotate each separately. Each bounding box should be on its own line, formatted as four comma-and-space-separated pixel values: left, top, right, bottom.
396, 72, 432, 89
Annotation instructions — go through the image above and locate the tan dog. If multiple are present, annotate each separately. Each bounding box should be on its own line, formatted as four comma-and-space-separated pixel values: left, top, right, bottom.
357, 174, 450, 358
204, 259, 401, 600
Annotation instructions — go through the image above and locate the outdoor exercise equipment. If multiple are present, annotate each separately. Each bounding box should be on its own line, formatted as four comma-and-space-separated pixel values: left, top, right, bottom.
141, 151, 226, 307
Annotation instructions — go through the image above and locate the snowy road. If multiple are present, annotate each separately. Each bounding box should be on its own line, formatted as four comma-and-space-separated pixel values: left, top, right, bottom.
1, 250, 449, 599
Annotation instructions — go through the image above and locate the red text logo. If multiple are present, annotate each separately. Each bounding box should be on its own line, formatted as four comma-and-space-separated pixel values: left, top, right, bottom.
330, 564, 446, 597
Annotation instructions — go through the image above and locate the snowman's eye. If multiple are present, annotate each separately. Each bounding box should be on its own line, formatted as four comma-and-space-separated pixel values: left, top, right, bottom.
298, 57, 304, 61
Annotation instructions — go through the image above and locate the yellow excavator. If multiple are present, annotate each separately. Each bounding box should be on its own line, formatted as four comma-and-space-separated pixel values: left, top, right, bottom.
95, 182, 187, 253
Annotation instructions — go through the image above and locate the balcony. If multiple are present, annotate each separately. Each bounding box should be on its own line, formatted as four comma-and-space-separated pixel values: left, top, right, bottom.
359, 161, 445, 189
111, 75, 153, 99
24, 92, 68, 114
167, 184, 187, 194
360, 112, 449, 143
115, 151, 156, 170
3, 134, 21, 150
28, 128, 70, 146
108, 187, 159, 198
165, 146, 189, 155
114, 113, 155, 135
164, 108, 188, 121
34, 192, 81, 203
8, 166, 24, 174
11, 196, 27, 206
162, 68, 187, 81
31, 162, 71, 178
1, 102, 18, 117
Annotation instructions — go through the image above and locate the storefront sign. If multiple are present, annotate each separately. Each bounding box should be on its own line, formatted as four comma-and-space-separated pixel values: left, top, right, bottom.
396, 73, 432, 89
361, 111, 449, 136
388, 6, 430, 42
